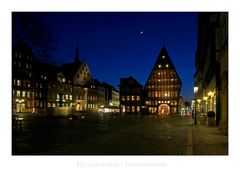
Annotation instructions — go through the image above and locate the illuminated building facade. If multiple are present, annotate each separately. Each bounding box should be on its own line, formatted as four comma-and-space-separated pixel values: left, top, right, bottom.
119, 76, 143, 114
102, 82, 120, 107
12, 43, 119, 115
145, 47, 182, 114
12, 44, 48, 113
194, 13, 228, 133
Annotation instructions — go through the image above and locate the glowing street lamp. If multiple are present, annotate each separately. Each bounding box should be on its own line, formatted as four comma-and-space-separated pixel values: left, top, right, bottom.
193, 86, 199, 125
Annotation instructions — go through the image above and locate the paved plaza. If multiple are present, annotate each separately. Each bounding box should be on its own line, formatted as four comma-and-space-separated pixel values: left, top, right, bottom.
12, 113, 228, 155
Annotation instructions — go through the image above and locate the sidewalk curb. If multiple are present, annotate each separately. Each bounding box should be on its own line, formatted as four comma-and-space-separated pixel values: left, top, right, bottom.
185, 126, 193, 155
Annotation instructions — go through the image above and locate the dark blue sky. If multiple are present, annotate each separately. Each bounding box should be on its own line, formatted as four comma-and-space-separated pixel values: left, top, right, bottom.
44, 12, 198, 100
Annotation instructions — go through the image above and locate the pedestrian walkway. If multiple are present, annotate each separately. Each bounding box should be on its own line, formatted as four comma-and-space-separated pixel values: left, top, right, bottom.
186, 120, 228, 155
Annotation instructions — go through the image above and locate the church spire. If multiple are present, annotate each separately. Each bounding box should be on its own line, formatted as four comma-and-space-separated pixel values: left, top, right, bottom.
75, 41, 80, 64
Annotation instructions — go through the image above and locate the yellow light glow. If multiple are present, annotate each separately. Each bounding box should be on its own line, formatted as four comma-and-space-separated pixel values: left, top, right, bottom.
166, 64, 169, 67
208, 91, 213, 96
203, 96, 208, 100
162, 55, 165, 59
197, 99, 201, 102
158, 65, 161, 68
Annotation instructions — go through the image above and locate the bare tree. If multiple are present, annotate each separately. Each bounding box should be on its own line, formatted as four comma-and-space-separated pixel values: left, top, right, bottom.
12, 12, 56, 61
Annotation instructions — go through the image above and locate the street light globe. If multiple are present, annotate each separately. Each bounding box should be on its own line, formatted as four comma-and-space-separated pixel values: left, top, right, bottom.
194, 86, 199, 94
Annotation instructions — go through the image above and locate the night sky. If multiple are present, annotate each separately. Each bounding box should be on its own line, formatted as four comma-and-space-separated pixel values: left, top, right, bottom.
42, 12, 197, 100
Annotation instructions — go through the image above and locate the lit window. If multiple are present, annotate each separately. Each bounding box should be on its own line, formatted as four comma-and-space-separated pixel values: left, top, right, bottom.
137, 96, 140, 101
27, 92, 30, 98
122, 96, 125, 101
166, 64, 169, 68
131, 96, 135, 101
132, 106, 135, 112
162, 55, 165, 59
69, 95, 72, 100
52, 103, 56, 107
17, 91, 21, 97
63, 78, 66, 82
137, 106, 140, 112
158, 72, 160, 75
158, 64, 161, 68
17, 80, 21, 86
22, 91, 26, 97
57, 94, 60, 99
127, 96, 130, 101
66, 95, 68, 100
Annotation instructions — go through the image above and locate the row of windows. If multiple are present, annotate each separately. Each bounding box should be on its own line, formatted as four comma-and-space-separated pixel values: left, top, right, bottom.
146, 100, 178, 106
158, 64, 169, 68
121, 105, 141, 113
13, 80, 44, 88
13, 90, 44, 98
87, 103, 97, 109
148, 79, 179, 84
13, 61, 32, 69
16, 100, 44, 108
47, 102, 74, 108
147, 85, 180, 90
56, 94, 72, 100
48, 84, 72, 92
147, 91, 178, 98
152, 70, 177, 76
87, 96, 98, 101
121, 95, 140, 101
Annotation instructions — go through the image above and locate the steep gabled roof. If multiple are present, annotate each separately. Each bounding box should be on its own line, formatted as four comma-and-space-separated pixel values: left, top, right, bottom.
145, 46, 182, 87
153, 46, 176, 70
60, 61, 84, 81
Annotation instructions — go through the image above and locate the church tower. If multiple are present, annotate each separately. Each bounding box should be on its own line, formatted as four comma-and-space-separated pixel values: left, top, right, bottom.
145, 47, 182, 114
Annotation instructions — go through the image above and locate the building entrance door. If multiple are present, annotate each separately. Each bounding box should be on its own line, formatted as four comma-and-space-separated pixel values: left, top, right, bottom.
76, 100, 84, 111
16, 103, 25, 113
158, 104, 170, 115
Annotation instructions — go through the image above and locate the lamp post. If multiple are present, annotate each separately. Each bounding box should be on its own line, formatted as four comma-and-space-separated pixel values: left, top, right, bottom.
193, 86, 199, 125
